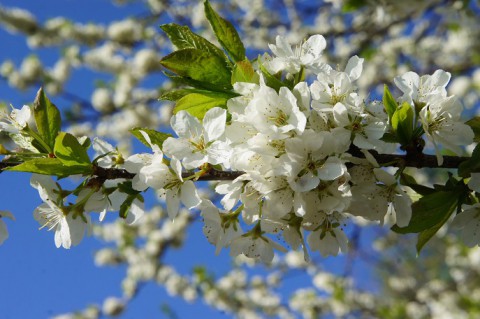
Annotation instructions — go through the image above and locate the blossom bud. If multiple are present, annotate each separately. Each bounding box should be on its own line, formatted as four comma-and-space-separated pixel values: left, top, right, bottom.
107, 20, 142, 46
102, 297, 125, 317
0, 60, 14, 77
92, 88, 114, 113
19, 55, 42, 81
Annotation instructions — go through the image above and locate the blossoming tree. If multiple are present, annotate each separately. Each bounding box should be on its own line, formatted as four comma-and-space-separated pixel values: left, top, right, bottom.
1, 0, 480, 317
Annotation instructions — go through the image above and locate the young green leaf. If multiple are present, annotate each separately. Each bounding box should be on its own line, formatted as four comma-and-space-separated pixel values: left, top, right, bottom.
117, 182, 143, 220
119, 194, 136, 219
7, 158, 91, 177
160, 89, 202, 102
204, 0, 246, 62
160, 88, 237, 102
458, 143, 480, 177
160, 23, 226, 59
231, 60, 259, 84
130, 128, 172, 148
416, 221, 444, 254
0, 144, 9, 155
33, 87, 61, 152
342, 0, 368, 12
466, 117, 480, 143
380, 132, 398, 143
399, 172, 436, 196
160, 48, 232, 89
382, 84, 397, 121
173, 92, 230, 119
391, 102, 414, 146
258, 62, 286, 92
164, 73, 234, 93
54, 132, 91, 168
392, 190, 459, 234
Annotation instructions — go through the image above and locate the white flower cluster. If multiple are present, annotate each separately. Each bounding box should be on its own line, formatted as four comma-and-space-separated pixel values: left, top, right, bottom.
394, 70, 474, 165
120, 35, 418, 262
0, 34, 473, 263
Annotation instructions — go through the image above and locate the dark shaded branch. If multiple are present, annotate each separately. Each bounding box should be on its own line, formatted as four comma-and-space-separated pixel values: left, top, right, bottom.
371, 152, 468, 169
0, 151, 470, 181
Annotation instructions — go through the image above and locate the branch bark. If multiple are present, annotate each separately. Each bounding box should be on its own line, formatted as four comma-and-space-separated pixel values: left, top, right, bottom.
0, 150, 469, 181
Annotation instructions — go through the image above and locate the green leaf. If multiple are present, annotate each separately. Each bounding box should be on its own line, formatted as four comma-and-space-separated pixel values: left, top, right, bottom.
54, 132, 91, 168
231, 60, 259, 84
415, 185, 467, 254
392, 190, 459, 234
416, 222, 444, 254
204, 0, 246, 62
160, 88, 237, 102
7, 158, 91, 177
466, 117, 480, 143
130, 128, 172, 148
160, 23, 226, 59
173, 92, 230, 119
0, 144, 8, 155
380, 132, 398, 143
258, 61, 286, 92
33, 87, 61, 152
119, 194, 135, 219
342, 0, 367, 12
382, 85, 397, 121
399, 172, 436, 196
80, 137, 92, 149
117, 182, 142, 220
160, 48, 232, 89
164, 73, 234, 93
160, 89, 197, 101
458, 143, 480, 177
391, 102, 414, 146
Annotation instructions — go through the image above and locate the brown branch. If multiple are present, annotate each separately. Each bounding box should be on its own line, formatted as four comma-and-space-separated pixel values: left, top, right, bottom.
0, 151, 470, 181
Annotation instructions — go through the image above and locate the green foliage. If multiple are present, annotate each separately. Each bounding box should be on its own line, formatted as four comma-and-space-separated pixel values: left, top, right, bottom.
117, 182, 143, 220
466, 117, 480, 143
391, 102, 414, 147
399, 172, 436, 196
33, 87, 61, 153
258, 60, 286, 92
204, 0, 246, 62
164, 74, 233, 93
54, 132, 91, 168
7, 132, 92, 176
173, 92, 232, 119
231, 60, 259, 84
160, 23, 226, 60
160, 49, 232, 89
392, 191, 459, 234
382, 84, 397, 121
130, 128, 172, 148
7, 157, 90, 177
393, 176, 469, 253
458, 143, 480, 177
342, 0, 367, 12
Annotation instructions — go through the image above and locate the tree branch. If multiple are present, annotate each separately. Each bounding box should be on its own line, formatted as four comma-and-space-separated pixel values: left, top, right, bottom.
0, 149, 469, 183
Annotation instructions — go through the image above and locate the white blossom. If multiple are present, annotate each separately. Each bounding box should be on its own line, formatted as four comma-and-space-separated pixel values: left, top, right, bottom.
0, 210, 15, 245
419, 95, 474, 165
200, 200, 243, 255
0, 104, 31, 134
266, 34, 327, 74
31, 175, 91, 249
163, 107, 231, 169
244, 85, 306, 139
230, 225, 287, 263
394, 69, 451, 106
451, 204, 480, 247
